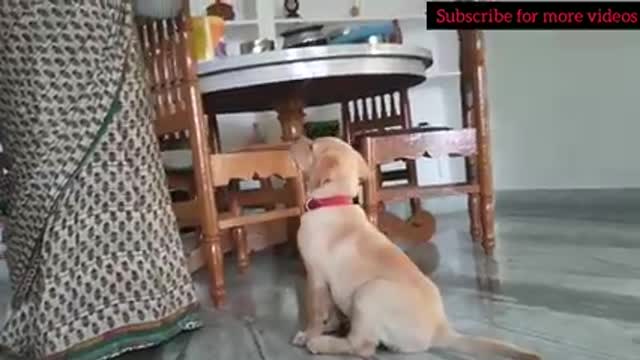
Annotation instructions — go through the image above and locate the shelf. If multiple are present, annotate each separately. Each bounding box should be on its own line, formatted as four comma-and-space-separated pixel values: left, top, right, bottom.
275, 15, 424, 26
225, 19, 258, 28
427, 71, 461, 80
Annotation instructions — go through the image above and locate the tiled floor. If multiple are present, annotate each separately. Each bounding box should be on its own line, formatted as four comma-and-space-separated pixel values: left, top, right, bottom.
2, 190, 640, 359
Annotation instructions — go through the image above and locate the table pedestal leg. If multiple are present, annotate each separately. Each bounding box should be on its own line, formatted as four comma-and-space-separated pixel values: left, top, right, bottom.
275, 97, 306, 142
404, 159, 436, 242
378, 208, 436, 245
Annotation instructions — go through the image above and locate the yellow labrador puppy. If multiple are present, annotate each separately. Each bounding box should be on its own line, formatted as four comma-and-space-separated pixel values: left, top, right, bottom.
289, 136, 540, 360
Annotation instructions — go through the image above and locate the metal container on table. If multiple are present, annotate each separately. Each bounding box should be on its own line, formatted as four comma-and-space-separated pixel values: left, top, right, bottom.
280, 25, 328, 49
240, 39, 276, 55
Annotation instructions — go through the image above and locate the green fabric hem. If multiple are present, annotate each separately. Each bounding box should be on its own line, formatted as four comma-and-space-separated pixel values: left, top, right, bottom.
64, 310, 202, 360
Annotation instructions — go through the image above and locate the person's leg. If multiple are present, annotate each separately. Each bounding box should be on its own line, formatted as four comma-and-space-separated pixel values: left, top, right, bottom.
0, 2, 200, 358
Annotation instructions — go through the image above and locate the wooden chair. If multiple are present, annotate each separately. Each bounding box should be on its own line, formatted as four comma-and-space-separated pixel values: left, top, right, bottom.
457, 29, 495, 252
341, 20, 435, 242
358, 128, 493, 251
345, 25, 495, 253
137, 12, 305, 306
208, 151, 305, 270
342, 90, 419, 191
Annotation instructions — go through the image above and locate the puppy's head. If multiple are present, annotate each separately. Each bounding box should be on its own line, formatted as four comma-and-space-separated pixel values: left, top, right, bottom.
290, 136, 370, 197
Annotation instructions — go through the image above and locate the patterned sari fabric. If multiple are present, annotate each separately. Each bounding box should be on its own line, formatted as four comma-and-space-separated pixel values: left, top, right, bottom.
0, 150, 7, 217
0, 1, 201, 358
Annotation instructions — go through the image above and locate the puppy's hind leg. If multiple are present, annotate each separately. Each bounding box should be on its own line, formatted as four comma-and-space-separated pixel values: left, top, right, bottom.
306, 307, 377, 358
323, 303, 346, 334
306, 285, 379, 358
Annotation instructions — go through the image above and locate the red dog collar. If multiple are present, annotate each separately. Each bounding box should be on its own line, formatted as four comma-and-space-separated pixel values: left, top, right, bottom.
305, 196, 354, 212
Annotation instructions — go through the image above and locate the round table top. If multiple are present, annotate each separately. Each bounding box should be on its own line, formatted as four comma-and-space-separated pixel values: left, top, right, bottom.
197, 44, 433, 113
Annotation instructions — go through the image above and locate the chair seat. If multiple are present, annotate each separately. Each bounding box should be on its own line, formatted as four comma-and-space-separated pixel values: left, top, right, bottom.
229, 142, 292, 152
161, 143, 293, 171
359, 127, 477, 162
218, 207, 300, 230
379, 182, 479, 203
356, 125, 453, 138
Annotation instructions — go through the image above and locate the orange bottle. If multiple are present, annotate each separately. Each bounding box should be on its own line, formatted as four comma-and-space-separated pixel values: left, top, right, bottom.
191, 15, 225, 61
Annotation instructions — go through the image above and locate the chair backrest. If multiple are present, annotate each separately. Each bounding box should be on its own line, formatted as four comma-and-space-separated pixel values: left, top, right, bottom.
341, 90, 412, 144
138, 14, 193, 134
136, 8, 221, 236
212, 150, 305, 231
209, 150, 301, 187
341, 19, 411, 144
137, 6, 219, 152
361, 129, 477, 166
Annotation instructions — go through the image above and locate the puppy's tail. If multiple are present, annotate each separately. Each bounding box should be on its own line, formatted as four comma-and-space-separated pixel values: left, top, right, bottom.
434, 327, 541, 360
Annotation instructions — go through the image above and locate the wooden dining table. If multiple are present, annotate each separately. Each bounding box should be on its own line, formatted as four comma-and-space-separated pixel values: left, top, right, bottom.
197, 43, 436, 246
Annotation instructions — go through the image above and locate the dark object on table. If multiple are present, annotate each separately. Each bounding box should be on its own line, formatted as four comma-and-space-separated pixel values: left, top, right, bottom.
284, 0, 300, 18
207, 0, 235, 20
240, 38, 275, 55
328, 22, 395, 45
304, 120, 340, 139
350, 4, 360, 17
281, 25, 327, 48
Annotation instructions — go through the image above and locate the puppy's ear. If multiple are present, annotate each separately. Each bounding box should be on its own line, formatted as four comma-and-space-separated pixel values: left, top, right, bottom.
309, 153, 340, 190
354, 151, 371, 181
289, 136, 313, 171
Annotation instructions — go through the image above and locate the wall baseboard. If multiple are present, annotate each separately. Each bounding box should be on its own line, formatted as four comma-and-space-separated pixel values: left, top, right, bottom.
386, 188, 640, 219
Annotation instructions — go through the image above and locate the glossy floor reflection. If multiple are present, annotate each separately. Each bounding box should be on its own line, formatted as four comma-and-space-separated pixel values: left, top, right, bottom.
2, 190, 640, 359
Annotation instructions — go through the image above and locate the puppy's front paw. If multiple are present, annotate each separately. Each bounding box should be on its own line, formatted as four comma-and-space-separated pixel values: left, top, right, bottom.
306, 336, 329, 354
292, 331, 308, 347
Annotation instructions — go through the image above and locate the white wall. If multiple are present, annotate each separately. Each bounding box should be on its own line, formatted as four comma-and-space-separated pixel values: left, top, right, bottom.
485, 31, 640, 190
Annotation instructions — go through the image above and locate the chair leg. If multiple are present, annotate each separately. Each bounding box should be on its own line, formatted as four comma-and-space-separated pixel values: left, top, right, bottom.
280, 217, 301, 259
259, 178, 276, 211
286, 217, 299, 243
232, 227, 249, 273
188, 52, 226, 306
476, 137, 495, 254
409, 198, 422, 215
284, 176, 305, 254
479, 190, 495, 255
406, 159, 423, 216
464, 30, 495, 255
361, 195, 379, 227
361, 139, 379, 226
286, 174, 307, 259
204, 233, 225, 307
284, 178, 300, 243
227, 183, 251, 273
474, 116, 495, 254
468, 194, 483, 242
